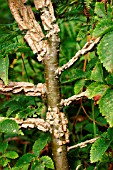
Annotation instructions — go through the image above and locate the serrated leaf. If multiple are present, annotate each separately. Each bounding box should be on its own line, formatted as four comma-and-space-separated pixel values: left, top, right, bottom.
40, 156, 54, 169
86, 82, 109, 99
0, 119, 19, 134
90, 137, 111, 163
15, 153, 35, 168
74, 79, 85, 94
33, 135, 48, 157
99, 89, 113, 127
90, 62, 103, 82
94, 2, 107, 19
0, 141, 8, 153
4, 151, 18, 159
97, 31, 113, 72
93, 19, 113, 37
0, 56, 9, 85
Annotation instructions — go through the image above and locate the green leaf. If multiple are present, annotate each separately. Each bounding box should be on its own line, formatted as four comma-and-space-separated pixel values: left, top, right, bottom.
84, 123, 98, 134
40, 156, 54, 169
0, 42, 31, 56
0, 141, 8, 153
99, 89, 113, 127
0, 119, 19, 134
107, 128, 113, 141
76, 28, 86, 41
0, 157, 10, 167
3, 167, 9, 170
93, 19, 113, 37
97, 31, 113, 72
86, 82, 109, 99
61, 69, 86, 84
90, 137, 111, 163
86, 57, 98, 71
74, 79, 85, 94
33, 135, 48, 157
0, 56, 9, 85
4, 151, 19, 159
105, 73, 113, 85
90, 62, 103, 82
15, 153, 35, 168
94, 2, 107, 19
31, 160, 45, 170
12, 164, 30, 170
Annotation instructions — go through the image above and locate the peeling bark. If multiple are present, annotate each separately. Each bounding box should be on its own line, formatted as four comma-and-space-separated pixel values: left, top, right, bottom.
7, 0, 69, 169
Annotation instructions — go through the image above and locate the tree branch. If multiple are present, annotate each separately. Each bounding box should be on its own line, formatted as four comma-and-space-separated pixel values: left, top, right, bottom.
67, 136, 100, 151
0, 80, 45, 96
0, 117, 49, 132
56, 37, 101, 75
60, 91, 87, 106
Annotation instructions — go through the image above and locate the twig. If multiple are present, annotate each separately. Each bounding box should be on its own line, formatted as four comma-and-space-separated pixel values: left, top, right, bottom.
56, 37, 101, 75
0, 80, 45, 96
60, 91, 87, 106
81, 105, 108, 127
67, 136, 100, 151
0, 117, 49, 132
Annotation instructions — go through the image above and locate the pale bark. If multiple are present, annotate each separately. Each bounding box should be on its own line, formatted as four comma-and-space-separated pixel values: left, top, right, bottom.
7, 0, 69, 169
56, 37, 100, 75
0, 80, 45, 96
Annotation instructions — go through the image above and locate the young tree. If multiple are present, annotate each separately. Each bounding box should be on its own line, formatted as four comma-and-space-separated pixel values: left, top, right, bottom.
1, 0, 113, 169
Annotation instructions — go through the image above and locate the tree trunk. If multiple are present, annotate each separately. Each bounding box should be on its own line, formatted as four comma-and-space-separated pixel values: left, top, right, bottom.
43, 34, 69, 169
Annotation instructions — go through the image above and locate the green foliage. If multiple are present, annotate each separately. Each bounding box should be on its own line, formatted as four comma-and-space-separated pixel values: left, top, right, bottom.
94, 2, 107, 19
40, 156, 54, 169
0, 119, 19, 134
90, 62, 103, 82
90, 135, 111, 163
74, 79, 86, 94
31, 161, 45, 170
105, 73, 113, 85
0, 56, 9, 85
99, 89, 113, 127
86, 82, 109, 99
12, 134, 53, 170
0, 141, 8, 153
97, 31, 113, 72
0, 0, 13, 24
93, 19, 113, 37
0, 138, 19, 168
90, 128, 113, 163
0, 95, 44, 119
3, 151, 18, 159
33, 134, 48, 157
14, 153, 35, 168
